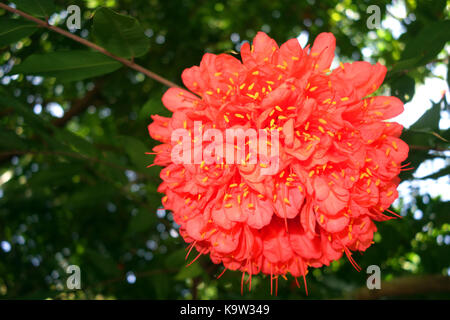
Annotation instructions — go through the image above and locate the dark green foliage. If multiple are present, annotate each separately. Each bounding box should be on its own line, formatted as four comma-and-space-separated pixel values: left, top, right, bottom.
0, 0, 448, 299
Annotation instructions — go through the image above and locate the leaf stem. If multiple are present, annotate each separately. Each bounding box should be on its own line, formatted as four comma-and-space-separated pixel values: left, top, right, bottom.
0, 2, 180, 88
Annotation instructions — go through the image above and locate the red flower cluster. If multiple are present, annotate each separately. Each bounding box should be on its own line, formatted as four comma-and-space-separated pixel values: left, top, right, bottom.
148, 32, 408, 293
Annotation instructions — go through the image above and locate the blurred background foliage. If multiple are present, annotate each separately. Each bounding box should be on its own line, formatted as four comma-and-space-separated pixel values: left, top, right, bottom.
0, 0, 449, 299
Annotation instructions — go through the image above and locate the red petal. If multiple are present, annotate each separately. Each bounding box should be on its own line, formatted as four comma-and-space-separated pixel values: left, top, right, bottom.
310, 32, 336, 71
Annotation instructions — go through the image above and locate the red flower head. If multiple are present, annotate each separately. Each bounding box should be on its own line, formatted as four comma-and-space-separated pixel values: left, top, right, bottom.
147, 32, 408, 294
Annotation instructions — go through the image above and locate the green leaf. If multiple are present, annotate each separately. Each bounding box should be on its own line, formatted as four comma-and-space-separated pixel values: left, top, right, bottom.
92, 7, 150, 59
139, 97, 171, 120
175, 261, 203, 281
127, 209, 156, 234
116, 135, 150, 171
165, 249, 186, 269
410, 100, 441, 131
390, 75, 415, 102
28, 164, 83, 187
164, 248, 204, 281
419, 166, 450, 180
447, 63, 450, 91
0, 19, 37, 47
84, 249, 121, 278
54, 129, 98, 157
0, 129, 29, 150
69, 185, 116, 209
151, 274, 170, 299
386, 57, 422, 81
12, 0, 57, 18
10, 51, 122, 82
400, 136, 437, 181
401, 20, 450, 65
0, 87, 50, 132
98, 151, 128, 185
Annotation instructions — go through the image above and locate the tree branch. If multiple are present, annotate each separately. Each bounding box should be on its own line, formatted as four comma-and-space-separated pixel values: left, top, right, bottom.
0, 2, 180, 89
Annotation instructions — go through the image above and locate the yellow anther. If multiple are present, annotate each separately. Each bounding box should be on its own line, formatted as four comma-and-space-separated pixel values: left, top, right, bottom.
270, 119, 275, 127
385, 148, 391, 156
392, 141, 398, 150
